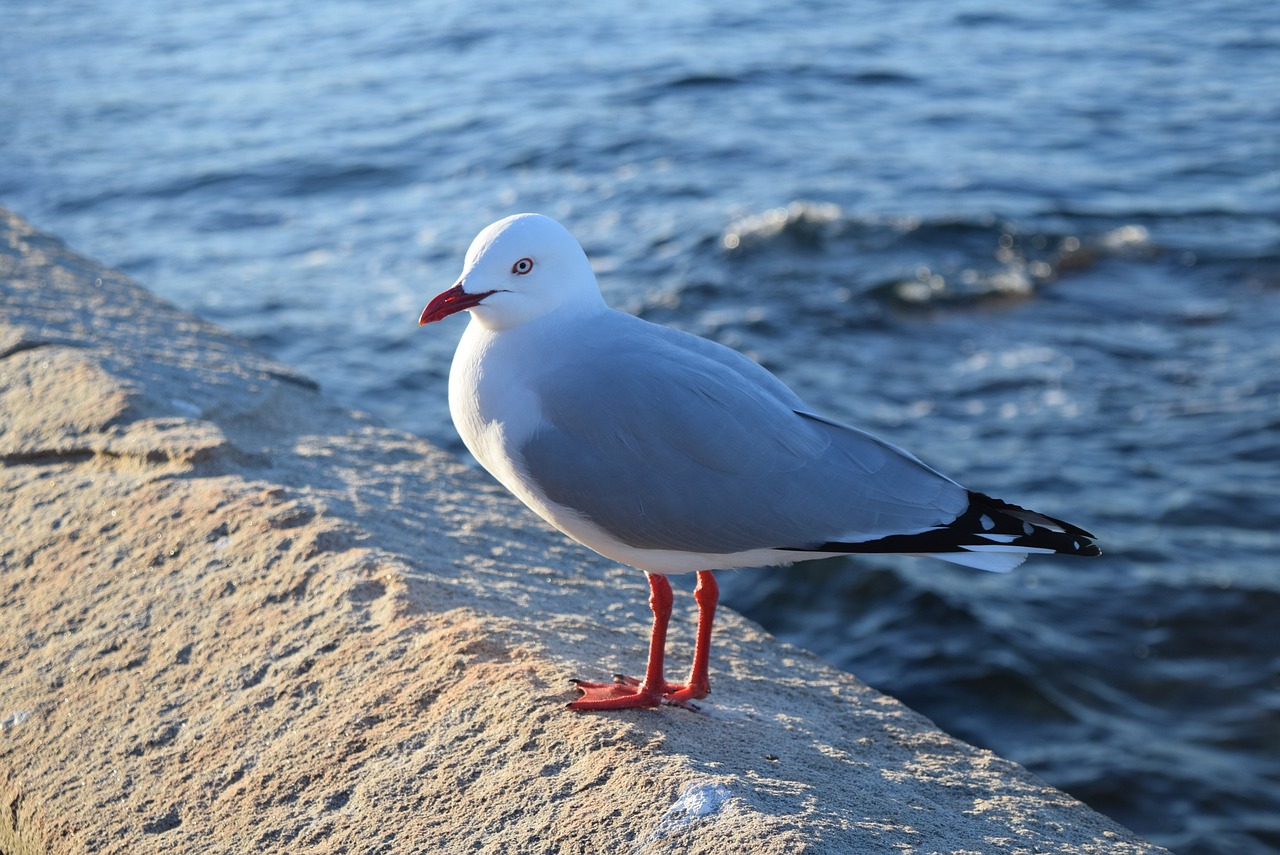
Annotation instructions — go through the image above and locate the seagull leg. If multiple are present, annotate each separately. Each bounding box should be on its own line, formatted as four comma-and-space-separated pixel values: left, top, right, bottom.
568, 571, 718, 711
568, 572, 673, 710
663, 569, 717, 703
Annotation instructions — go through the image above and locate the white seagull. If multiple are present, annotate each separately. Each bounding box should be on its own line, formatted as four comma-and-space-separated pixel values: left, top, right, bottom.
420, 213, 1100, 711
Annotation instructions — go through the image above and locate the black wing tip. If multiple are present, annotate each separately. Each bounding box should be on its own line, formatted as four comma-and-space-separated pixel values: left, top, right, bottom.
781, 490, 1102, 559
967, 491, 1097, 538
967, 491, 1101, 554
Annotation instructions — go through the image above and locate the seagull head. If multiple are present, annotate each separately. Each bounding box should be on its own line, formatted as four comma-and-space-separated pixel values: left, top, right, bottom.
419, 213, 606, 331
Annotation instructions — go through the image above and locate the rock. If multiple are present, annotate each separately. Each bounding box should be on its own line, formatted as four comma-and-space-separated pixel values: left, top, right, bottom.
0, 207, 1166, 853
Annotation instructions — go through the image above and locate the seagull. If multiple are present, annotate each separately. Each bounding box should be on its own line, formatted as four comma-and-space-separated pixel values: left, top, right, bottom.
419, 213, 1100, 711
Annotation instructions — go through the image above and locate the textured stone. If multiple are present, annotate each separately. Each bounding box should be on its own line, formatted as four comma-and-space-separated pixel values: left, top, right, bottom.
0, 207, 1166, 854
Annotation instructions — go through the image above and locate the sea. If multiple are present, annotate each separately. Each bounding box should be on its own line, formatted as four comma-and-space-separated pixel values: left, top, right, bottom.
3, 2, 1278, 852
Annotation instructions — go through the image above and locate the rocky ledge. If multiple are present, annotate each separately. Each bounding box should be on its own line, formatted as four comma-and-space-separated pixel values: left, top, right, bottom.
0, 207, 1165, 853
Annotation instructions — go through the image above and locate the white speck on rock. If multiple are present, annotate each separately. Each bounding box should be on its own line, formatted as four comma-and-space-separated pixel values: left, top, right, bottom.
170, 398, 203, 417
645, 780, 731, 843
2, 710, 32, 729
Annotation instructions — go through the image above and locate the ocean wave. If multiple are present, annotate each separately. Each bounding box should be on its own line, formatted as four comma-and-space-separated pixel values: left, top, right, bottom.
717, 201, 1161, 308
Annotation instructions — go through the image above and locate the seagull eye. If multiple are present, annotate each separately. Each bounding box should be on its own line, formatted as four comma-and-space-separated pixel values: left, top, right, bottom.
512, 257, 534, 275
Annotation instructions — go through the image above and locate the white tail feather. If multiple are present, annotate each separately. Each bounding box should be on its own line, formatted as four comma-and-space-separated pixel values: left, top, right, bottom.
921, 548, 1031, 573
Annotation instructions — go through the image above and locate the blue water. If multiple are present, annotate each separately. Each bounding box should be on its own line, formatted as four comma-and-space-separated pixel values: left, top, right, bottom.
4, 2, 1279, 851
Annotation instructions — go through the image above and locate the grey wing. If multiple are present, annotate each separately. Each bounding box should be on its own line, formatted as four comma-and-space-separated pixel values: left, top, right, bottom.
519, 320, 968, 554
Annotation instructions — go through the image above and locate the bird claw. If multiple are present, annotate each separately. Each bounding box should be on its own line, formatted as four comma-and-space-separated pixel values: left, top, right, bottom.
567, 675, 706, 711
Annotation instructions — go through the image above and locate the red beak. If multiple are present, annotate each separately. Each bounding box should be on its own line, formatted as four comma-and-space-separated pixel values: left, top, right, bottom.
418, 284, 497, 325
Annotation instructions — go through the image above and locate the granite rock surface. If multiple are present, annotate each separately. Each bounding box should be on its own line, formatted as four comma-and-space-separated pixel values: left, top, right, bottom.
0, 207, 1166, 853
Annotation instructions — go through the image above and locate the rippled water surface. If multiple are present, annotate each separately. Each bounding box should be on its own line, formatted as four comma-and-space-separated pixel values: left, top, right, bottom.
4, 2, 1279, 852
